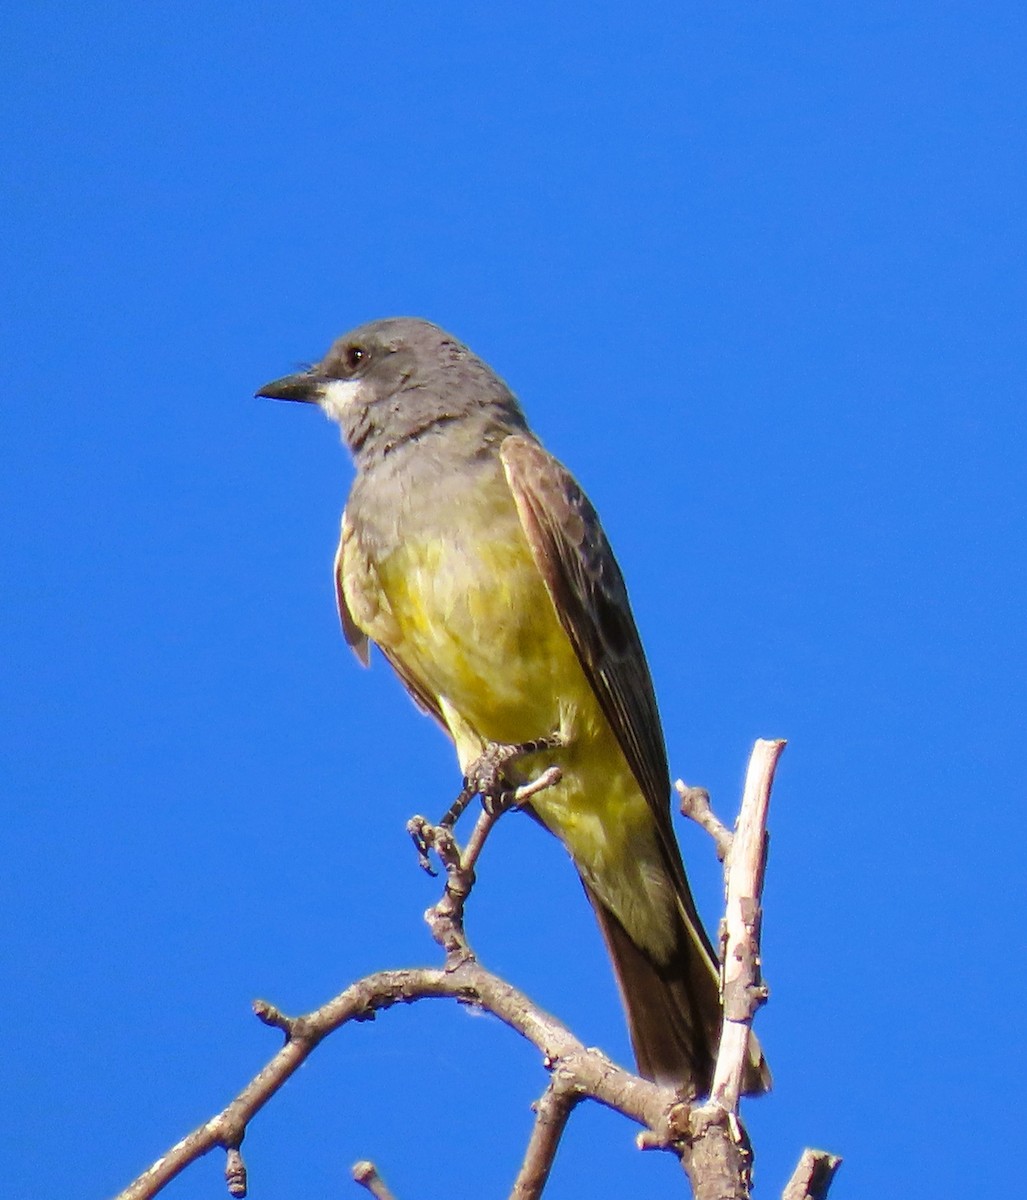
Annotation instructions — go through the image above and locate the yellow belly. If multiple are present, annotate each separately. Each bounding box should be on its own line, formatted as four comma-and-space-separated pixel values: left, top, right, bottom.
353, 496, 680, 961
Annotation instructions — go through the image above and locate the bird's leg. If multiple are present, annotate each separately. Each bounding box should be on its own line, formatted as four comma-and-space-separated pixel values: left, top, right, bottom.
438, 781, 477, 831
411, 734, 564, 876
445, 733, 564, 825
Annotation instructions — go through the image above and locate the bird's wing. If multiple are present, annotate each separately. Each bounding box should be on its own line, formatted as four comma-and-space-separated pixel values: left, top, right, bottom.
376, 644, 448, 726
334, 512, 371, 666
503, 436, 772, 1093
334, 510, 447, 727
500, 434, 671, 824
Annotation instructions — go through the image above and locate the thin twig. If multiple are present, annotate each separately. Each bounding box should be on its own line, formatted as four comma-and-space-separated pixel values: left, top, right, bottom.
509, 1068, 582, 1200
675, 782, 734, 861
781, 1149, 843, 1200
352, 1160, 398, 1200
420, 767, 564, 966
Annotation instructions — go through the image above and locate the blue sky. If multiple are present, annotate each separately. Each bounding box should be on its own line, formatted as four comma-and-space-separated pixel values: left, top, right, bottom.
2, 3, 1025, 1197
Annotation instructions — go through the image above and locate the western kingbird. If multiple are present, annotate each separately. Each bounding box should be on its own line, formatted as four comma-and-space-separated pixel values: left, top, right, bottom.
257, 317, 769, 1095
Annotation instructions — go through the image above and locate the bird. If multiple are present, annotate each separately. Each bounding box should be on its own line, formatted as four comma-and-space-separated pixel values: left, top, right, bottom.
257, 317, 769, 1096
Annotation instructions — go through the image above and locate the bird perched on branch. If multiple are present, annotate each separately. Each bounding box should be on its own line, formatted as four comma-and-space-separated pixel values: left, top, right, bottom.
257, 317, 769, 1096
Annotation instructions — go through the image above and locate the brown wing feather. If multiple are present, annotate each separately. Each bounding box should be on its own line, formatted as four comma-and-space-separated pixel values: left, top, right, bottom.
502, 435, 771, 1093
500, 434, 671, 827
377, 645, 448, 726
501, 434, 718, 950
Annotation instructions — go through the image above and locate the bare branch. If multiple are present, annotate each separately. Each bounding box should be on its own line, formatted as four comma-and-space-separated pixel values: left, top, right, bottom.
352, 1160, 399, 1200
509, 1067, 582, 1200
114, 775, 679, 1200
675, 781, 734, 861
682, 1105, 753, 1200
114, 739, 840, 1200
781, 1149, 843, 1200
511, 765, 564, 806
710, 738, 784, 1111
115, 961, 686, 1200
680, 738, 786, 1200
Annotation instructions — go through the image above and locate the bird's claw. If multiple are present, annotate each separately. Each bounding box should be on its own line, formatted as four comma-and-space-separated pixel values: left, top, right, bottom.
411, 743, 565, 872
452, 733, 564, 819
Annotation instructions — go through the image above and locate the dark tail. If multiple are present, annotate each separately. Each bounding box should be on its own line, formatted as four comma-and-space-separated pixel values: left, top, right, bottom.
583, 881, 771, 1096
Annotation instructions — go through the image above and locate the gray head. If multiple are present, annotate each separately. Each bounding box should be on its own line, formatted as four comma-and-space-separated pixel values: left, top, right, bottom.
256, 317, 529, 461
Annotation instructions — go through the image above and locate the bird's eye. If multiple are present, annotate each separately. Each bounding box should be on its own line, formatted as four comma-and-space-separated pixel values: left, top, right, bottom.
345, 345, 366, 372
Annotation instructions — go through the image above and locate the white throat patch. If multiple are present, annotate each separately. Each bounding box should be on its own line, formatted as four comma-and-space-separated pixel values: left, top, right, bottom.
320, 378, 366, 423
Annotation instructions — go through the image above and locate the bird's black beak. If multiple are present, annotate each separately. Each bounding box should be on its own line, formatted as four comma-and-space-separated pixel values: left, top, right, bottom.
255, 370, 324, 404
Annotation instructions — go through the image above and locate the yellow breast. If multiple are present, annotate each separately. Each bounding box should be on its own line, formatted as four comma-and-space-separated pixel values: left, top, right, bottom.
341, 477, 677, 957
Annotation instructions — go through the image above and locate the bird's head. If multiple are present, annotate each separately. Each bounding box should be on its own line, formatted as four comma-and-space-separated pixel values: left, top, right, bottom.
256, 317, 527, 461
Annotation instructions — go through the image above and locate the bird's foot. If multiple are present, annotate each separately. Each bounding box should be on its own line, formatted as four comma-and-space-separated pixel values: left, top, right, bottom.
411, 737, 564, 876
443, 733, 564, 825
